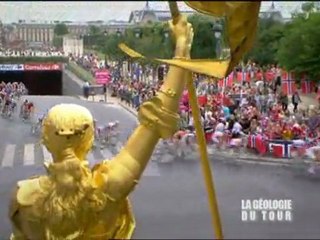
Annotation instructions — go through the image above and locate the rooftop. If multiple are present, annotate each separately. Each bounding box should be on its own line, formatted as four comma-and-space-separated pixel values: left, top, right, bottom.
1, 1, 304, 26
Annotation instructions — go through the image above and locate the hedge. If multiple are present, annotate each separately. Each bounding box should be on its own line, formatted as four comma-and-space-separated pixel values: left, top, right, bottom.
65, 61, 94, 83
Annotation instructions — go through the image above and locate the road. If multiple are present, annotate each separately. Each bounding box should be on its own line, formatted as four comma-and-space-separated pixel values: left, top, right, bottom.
0, 74, 319, 239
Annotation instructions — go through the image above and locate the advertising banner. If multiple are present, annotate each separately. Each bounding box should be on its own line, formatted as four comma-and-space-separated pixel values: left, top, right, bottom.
24, 63, 61, 71
0, 64, 24, 71
95, 69, 111, 85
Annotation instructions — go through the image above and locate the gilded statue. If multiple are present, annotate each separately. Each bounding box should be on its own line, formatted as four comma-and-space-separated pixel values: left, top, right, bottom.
8, 15, 194, 240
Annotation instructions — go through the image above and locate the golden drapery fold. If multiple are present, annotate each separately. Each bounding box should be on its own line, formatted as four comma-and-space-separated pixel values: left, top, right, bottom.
118, 1, 261, 79
185, 1, 261, 75
118, 43, 229, 79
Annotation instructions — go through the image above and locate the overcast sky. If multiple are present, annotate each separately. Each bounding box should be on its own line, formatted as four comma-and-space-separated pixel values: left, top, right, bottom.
0, 1, 303, 23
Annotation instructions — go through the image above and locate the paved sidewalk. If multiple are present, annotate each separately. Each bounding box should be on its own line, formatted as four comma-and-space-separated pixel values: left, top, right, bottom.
296, 93, 318, 110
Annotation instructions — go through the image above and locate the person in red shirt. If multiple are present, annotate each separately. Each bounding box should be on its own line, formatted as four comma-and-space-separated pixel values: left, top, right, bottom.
27, 102, 34, 111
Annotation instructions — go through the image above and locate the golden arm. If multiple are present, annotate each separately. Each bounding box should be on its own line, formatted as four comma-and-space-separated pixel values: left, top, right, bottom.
96, 16, 193, 200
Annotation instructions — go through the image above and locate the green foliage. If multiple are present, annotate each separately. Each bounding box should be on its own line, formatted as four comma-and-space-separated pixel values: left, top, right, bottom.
277, 12, 320, 81
52, 36, 63, 48
245, 18, 286, 65
66, 62, 94, 83
102, 34, 127, 61
0, 56, 68, 64
301, 2, 316, 13
93, 13, 219, 65
187, 14, 217, 59
126, 22, 174, 61
89, 25, 101, 35
54, 23, 69, 36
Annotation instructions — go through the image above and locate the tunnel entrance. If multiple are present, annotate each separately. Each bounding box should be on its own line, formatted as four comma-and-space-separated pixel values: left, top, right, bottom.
0, 63, 63, 95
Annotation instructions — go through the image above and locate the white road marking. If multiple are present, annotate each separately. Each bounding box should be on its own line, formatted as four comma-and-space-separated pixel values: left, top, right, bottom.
1, 144, 16, 167
42, 145, 52, 163
24, 144, 35, 166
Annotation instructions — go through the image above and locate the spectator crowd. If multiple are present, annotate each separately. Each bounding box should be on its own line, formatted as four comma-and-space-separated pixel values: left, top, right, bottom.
106, 63, 320, 159
0, 48, 63, 57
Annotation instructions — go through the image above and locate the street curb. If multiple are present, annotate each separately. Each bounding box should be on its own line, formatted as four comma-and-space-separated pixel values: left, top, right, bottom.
118, 101, 138, 117
77, 95, 115, 105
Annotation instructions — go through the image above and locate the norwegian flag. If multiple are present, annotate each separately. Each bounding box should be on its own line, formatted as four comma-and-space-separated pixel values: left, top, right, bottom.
269, 141, 293, 158
227, 72, 234, 83
281, 70, 295, 81
247, 135, 256, 149
282, 80, 296, 95
301, 80, 315, 94
247, 135, 268, 154
255, 135, 268, 154
237, 71, 250, 82
300, 73, 315, 94
218, 73, 233, 88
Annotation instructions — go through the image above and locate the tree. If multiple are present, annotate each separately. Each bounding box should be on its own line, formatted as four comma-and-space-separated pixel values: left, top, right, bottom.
100, 13, 227, 67
89, 25, 101, 36
130, 22, 173, 59
302, 2, 316, 14
277, 12, 320, 81
86, 25, 104, 48
245, 18, 285, 65
52, 36, 63, 48
187, 14, 217, 59
54, 23, 69, 36
103, 34, 126, 61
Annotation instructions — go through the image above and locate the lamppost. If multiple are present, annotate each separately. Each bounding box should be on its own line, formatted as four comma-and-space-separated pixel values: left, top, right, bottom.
157, 30, 169, 83
163, 29, 169, 39
103, 30, 108, 68
87, 34, 91, 48
212, 21, 223, 59
134, 28, 141, 38
133, 28, 142, 81
116, 30, 122, 37
114, 30, 122, 79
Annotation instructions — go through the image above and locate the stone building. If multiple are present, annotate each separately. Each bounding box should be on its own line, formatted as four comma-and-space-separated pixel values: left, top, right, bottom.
63, 34, 83, 57
128, 1, 194, 25
65, 20, 130, 37
15, 20, 54, 48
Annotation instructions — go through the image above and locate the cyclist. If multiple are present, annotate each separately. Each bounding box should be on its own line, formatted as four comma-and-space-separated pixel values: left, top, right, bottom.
2, 93, 12, 115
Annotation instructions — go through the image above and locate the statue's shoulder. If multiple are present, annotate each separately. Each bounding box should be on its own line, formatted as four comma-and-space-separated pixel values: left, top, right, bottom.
15, 175, 44, 206
9, 175, 43, 220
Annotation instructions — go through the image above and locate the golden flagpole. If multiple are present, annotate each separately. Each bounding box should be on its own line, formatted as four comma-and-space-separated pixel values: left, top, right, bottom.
168, 2, 224, 239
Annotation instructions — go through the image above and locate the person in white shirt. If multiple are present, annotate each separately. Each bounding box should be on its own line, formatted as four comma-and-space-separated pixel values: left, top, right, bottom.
232, 121, 244, 138
209, 118, 225, 147
188, 115, 204, 127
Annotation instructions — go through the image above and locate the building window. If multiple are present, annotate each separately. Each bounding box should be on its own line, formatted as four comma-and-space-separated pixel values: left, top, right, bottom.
43, 29, 46, 42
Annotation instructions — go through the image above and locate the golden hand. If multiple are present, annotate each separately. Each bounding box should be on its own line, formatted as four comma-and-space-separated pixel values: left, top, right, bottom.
169, 15, 194, 59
